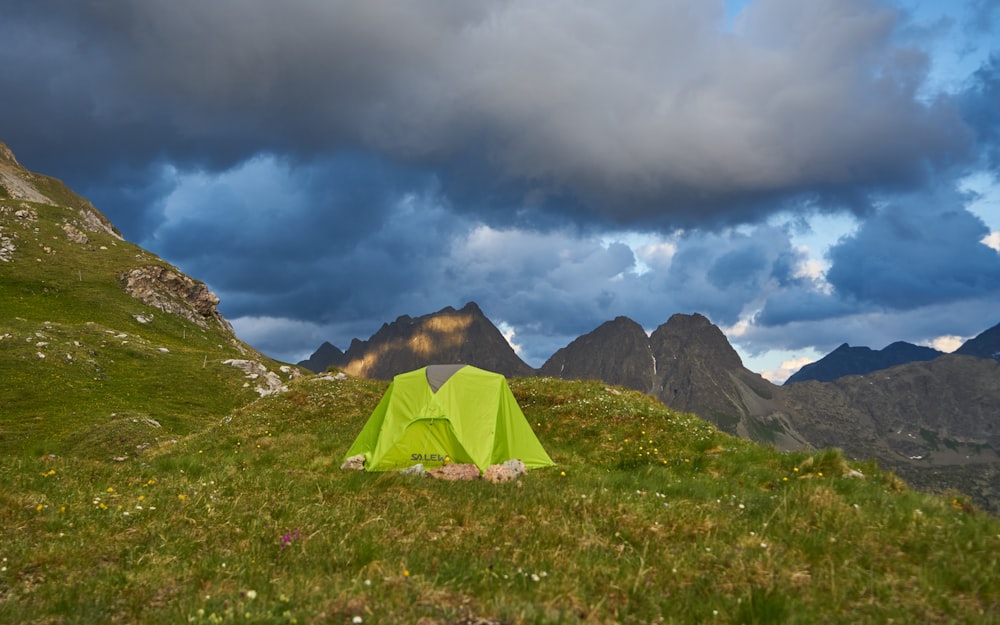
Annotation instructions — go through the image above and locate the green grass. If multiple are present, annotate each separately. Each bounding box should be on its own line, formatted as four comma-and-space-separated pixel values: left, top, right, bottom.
0, 199, 287, 455
2, 375, 998, 624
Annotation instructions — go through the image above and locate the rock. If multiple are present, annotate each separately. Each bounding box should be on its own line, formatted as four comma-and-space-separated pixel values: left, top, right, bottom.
399, 464, 427, 476
222, 359, 288, 396
0, 228, 15, 262
428, 463, 481, 481
119, 266, 234, 333
340, 454, 366, 471
62, 222, 88, 245
484, 459, 527, 483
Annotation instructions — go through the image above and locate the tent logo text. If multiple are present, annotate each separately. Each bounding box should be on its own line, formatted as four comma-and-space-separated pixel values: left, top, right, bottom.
411, 453, 448, 462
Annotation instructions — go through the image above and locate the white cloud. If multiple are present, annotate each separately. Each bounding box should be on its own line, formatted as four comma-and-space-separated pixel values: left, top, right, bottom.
982, 231, 1000, 252
760, 356, 816, 384
924, 334, 964, 353
229, 315, 334, 364
495, 321, 523, 356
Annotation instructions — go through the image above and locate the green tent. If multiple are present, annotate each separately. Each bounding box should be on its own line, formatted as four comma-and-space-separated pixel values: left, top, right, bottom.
343, 364, 554, 472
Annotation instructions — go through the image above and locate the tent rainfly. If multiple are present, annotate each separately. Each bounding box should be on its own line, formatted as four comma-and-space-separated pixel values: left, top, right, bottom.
343, 364, 554, 472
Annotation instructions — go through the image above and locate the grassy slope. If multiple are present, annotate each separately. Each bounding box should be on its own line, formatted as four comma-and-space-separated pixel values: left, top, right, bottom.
2, 376, 998, 624
0, 191, 288, 457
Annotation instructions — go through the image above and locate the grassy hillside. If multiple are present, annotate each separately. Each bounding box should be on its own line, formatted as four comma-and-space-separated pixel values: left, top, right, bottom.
2, 375, 998, 624
0, 194, 292, 457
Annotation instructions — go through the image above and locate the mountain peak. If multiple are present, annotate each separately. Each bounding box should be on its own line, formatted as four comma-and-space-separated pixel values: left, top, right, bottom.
303, 302, 533, 378
297, 341, 346, 373
538, 315, 652, 389
652, 312, 744, 369
956, 321, 1000, 360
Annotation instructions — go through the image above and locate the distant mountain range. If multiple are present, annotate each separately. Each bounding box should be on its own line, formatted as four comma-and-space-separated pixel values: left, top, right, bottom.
785, 323, 1000, 384
784, 341, 944, 384
301, 304, 1000, 512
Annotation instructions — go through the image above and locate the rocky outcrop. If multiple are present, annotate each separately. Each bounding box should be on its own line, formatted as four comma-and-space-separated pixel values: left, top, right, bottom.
0, 227, 13, 262
119, 266, 234, 334
73, 203, 121, 240
0, 142, 53, 205
222, 359, 299, 397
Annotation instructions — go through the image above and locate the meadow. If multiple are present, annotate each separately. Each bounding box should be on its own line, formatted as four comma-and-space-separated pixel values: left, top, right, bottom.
2, 375, 998, 624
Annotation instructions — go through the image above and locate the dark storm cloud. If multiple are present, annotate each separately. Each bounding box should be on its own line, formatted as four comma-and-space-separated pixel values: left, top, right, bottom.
0, 0, 981, 232
961, 54, 1000, 169
825, 188, 1000, 308
2, 1, 998, 372
140, 154, 456, 322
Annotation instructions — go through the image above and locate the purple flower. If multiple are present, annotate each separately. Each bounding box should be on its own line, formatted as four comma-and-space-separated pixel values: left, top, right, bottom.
280, 529, 301, 548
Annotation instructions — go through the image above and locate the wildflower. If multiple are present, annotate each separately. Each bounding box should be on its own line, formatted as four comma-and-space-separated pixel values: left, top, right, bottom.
245, 590, 257, 600
36, 503, 44, 512
177, 494, 186, 501
531, 573, 540, 582
353, 617, 363, 624
107, 487, 115, 493
403, 569, 410, 578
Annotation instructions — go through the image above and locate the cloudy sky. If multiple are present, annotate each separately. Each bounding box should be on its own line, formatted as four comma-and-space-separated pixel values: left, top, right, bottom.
2, 0, 998, 382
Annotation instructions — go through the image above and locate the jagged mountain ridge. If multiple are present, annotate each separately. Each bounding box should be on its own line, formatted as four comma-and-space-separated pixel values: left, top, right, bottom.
784, 341, 944, 384
300, 302, 534, 379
